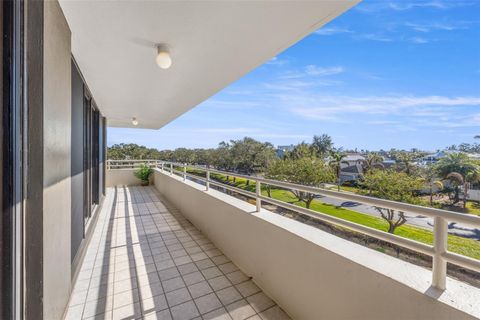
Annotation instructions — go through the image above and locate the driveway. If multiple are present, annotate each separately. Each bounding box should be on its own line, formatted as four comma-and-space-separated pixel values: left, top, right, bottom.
316, 195, 480, 241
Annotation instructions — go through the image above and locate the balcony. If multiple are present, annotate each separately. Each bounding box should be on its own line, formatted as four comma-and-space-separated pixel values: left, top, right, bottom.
65, 185, 289, 320
63, 161, 480, 320
4, 1, 480, 319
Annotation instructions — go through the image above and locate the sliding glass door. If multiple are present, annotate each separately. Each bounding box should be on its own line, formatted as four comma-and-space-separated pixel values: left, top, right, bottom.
72, 59, 105, 263
2, 1, 45, 318
83, 92, 101, 224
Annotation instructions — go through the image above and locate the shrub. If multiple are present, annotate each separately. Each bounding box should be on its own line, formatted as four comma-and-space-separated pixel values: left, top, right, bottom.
134, 164, 153, 182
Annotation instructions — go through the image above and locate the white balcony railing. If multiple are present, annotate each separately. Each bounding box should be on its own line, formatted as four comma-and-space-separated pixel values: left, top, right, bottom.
106, 159, 480, 291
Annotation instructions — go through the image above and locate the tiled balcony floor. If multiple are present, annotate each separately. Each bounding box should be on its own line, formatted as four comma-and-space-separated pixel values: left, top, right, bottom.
65, 186, 290, 320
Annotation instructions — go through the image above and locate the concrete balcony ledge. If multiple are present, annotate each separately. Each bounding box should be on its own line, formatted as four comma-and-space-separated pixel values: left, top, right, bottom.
152, 169, 480, 320
106, 168, 142, 187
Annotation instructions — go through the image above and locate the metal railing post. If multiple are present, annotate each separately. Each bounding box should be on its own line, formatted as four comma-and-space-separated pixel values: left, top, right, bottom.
161, 162, 164, 171
432, 216, 448, 290
170, 163, 173, 175
206, 170, 210, 191
183, 164, 187, 181
256, 180, 261, 212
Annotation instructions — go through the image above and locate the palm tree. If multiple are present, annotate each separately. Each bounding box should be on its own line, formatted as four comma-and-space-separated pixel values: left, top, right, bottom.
397, 152, 415, 175
446, 172, 465, 207
329, 151, 349, 191
421, 165, 443, 206
362, 152, 384, 173
311, 134, 333, 157
436, 153, 479, 207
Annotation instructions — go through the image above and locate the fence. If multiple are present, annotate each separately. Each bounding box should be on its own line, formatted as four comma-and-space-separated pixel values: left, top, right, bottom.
106, 159, 480, 290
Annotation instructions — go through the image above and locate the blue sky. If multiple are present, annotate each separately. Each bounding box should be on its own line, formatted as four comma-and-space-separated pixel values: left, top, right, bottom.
108, 0, 480, 152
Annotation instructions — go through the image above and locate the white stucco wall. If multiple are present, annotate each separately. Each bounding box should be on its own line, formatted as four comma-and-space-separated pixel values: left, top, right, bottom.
43, 2, 72, 319
153, 169, 480, 320
467, 189, 480, 202
106, 168, 146, 187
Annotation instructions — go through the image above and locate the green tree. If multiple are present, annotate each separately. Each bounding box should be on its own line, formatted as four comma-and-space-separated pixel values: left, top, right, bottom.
436, 153, 479, 206
361, 169, 424, 233
361, 169, 424, 204
107, 143, 161, 160
158, 149, 174, 161
171, 148, 196, 164
396, 151, 416, 176
264, 159, 289, 198
311, 134, 333, 157
266, 158, 335, 208
420, 165, 443, 206
193, 148, 215, 166
212, 141, 234, 171
362, 152, 384, 174
229, 137, 276, 175
329, 151, 349, 191
285, 142, 315, 160
373, 207, 407, 234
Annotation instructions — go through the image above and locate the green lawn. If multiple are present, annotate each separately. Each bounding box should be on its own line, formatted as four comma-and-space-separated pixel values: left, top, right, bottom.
466, 201, 480, 216
194, 171, 480, 260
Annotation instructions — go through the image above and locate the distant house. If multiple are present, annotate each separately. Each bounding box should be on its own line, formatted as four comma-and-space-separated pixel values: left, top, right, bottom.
382, 159, 396, 169
340, 164, 363, 183
276, 145, 295, 158
420, 150, 450, 165
418, 150, 480, 166
341, 154, 365, 168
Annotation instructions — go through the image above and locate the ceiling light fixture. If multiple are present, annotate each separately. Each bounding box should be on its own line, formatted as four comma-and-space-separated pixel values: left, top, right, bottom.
156, 44, 172, 69
132, 117, 138, 126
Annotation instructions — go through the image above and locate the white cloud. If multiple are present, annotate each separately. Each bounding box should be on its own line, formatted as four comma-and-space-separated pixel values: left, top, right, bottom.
286, 95, 480, 122
277, 65, 344, 80
189, 127, 310, 141
315, 27, 352, 36
367, 120, 400, 125
392, 125, 418, 132
388, 1, 450, 11
250, 133, 311, 139
192, 127, 257, 134
266, 65, 345, 91
304, 65, 344, 76
410, 113, 480, 128
202, 99, 264, 109
266, 57, 288, 66
264, 80, 317, 91
264, 79, 342, 93
350, 20, 476, 44
404, 22, 460, 32
357, 33, 393, 42
357, 1, 473, 13
409, 37, 430, 44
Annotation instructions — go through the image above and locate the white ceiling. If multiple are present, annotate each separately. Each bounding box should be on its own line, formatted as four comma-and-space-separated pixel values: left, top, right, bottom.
60, 1, 359, 129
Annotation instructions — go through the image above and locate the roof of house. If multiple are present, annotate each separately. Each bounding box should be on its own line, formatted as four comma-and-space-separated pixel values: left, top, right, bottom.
344, 155, 365, 162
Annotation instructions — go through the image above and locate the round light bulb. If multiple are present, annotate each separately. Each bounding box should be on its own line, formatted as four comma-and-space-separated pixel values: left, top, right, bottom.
156, 50, 172, 69
132, 117, 138, 126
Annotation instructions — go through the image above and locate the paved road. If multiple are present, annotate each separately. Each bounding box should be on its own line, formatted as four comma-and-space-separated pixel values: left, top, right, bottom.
315, 194, 480, 240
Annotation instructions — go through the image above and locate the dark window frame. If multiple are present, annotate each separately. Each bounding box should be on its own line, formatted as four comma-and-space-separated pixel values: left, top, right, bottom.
2, 1, 44, 319
83, 87, 102, 224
